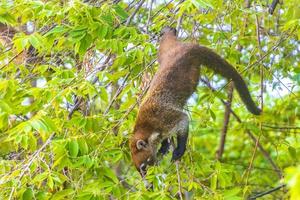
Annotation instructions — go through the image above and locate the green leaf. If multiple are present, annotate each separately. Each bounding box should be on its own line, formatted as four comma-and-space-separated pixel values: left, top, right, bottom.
35, 191, 47, 199
44, 26, 68, 36
113, 5, 129, 21
210, 174, 217, 190
13, 35, 29, 53
41, 116, 57, 132
0, 12, 16, 24
29, 34, 40, 49
51, 189, 74, 200
288, 146, 297, 160
191, 0, 214, 9
224, 188, 241, 200
33, 172, 48, 184
96, 24, 109, 39
0, 100, 13, 113
21, 135, 29, 149
78, 139, 89, 155
209, 109, 216, 121
30, 118, 48, 132
69, 140, 79, 158
69, 26, 87, 42
285, 166, 300, 200
78, 33, 92, 56
22, 188, 33, 200
103, 167, 119, 183
0, 113, 8, 130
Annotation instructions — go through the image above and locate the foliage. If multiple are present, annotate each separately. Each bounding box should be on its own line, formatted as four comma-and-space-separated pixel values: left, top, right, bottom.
0, 0, 299, 199
285, 165, 300, 200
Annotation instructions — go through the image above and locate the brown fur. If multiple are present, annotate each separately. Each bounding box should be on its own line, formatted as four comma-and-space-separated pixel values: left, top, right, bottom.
130, 27, 261, 176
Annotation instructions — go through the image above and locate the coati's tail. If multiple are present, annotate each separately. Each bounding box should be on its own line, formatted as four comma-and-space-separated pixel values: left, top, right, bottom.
194, 46, 261, 115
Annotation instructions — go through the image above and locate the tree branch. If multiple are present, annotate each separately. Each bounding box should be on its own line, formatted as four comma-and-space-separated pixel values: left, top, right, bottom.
249, 184, 285, 199
68, 53, 113, 120
9, 133, 55, 200
216, 82, 234, 160
262, 124, 300, 130
200, 78, 282, 178
243, 11, 265, 184
125, 0, 146, 26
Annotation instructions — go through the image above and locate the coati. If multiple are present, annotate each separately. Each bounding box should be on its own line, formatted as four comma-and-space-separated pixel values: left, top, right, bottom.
130, 27, 261, 177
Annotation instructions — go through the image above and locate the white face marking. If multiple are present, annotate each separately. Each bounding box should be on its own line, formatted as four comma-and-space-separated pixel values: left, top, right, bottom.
147, 158, 151, 162
148, 132, 160, 144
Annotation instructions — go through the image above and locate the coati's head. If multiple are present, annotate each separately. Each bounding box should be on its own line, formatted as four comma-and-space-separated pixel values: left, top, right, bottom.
130, 131, 160, 177
158, 26, 178, 64
160, 26, 177, 36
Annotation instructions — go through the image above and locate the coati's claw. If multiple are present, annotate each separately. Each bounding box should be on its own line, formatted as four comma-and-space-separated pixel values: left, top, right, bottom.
158, 146, 169, 155
171, 148, 185, 161
158, 139, 170, 155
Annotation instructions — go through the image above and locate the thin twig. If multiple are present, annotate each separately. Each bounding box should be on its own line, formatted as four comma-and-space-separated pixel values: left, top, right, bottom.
68, 53, 113, 120
249, 184, 285, 199
215, 32, 292, 99
262, 124, 300, 130
176, 13, 184, 33
0, 51, 24, 70
240, 35, 287, 75
146, 0, 153, 34
9, 133, 55, 200
0, 24, 56, 70
262, 65, 298, 98
170, 137, 184, 199
104, 72, 130, 114
175, 161, 184, 200
125, 0, 146, 26
243, 12, 264, 184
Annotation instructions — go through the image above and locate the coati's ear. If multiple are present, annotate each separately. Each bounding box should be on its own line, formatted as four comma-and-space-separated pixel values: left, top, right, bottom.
161, 26, 177, 36
136, 139, 148, 150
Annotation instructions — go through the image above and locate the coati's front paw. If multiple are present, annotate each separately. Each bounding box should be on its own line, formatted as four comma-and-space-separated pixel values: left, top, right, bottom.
158, 145, 169, 155
158, 139, 170, 155
171, 148, 185, 161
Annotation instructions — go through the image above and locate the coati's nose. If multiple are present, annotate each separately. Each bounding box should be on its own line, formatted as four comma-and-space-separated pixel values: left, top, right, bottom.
139, 163, 147, 177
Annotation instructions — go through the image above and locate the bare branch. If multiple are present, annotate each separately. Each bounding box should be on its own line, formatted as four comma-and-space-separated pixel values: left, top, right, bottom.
125, 0, 146, 26
249, 184, 285, 199
200, 78, 282, 178
216, 82, 234, 160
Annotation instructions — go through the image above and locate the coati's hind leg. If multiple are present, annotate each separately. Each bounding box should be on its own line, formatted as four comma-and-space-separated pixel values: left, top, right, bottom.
158, 138, 170, 155
171, 113, 189, 161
